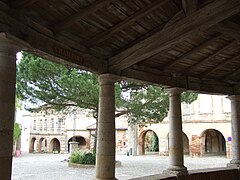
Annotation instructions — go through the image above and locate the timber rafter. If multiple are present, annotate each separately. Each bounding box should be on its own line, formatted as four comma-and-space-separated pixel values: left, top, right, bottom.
53, 0, 114, 34
183, 40, 236, 74
201, 53, 240, 78
85, 0, 169, 47
0, 0, 240, 95
109, 0, 240, 72
182, 0, 198, 16
10, 0, 39, 8
161, 35, 222, 71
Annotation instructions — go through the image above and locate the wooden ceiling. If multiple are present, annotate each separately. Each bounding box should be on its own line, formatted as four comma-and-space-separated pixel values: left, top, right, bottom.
1, 0, 240, 95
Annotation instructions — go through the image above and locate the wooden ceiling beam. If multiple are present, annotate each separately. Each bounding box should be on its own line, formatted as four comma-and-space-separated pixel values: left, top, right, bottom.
53, 0, 114, 34
215, 20, 240, 41
121, 68, 233, 95
85, 0, 168, 47
223, 67, 240, 81
182, 0, 198, 16
11, 0, 39, 8
0, 9, 107, 73
109, 0, 240, 72
183, 40, 236, 74
201, 53, 240, 78
161, 35, 221, 71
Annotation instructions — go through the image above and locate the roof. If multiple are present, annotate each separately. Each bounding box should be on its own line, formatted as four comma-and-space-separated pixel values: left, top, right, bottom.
1, 0, 240, 95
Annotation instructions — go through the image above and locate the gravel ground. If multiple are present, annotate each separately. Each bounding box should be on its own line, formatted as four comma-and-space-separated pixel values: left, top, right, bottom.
12, 153, 229, 180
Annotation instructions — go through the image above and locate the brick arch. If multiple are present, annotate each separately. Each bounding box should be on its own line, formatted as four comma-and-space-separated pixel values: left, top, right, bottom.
29, 137, 37, 153
138, 129, 159, 155
166, 132, 189, 155
49, 138, 61, 153
38, 137, 47, 153
68, 136, 88, 152
200, 129, 226, 156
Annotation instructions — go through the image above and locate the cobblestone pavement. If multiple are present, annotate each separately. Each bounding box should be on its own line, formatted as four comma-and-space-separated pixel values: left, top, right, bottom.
12, 153, 229, 180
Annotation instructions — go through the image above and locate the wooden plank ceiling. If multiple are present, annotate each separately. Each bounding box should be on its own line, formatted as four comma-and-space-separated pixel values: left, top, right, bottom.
1, 0, 240, 94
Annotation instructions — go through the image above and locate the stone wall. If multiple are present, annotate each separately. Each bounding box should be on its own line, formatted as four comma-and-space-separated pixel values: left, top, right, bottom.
131, 167, 240, 180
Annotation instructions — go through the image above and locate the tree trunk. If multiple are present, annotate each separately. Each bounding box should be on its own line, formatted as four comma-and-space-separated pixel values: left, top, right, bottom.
93, 107, 98, 153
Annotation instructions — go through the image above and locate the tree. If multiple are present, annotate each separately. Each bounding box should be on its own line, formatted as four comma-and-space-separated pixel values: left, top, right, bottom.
122, 84, 198, 125
17, 52, 123, 115
13, 122, 21, 143
17, 52, 124, 152
17, 52, 197, 126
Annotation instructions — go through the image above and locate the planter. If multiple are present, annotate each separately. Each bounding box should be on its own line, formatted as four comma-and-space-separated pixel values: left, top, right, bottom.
68, 161, 122, 168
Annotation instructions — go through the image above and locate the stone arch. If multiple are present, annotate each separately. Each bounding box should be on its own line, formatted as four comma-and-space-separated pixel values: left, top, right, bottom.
38, 137, 47, 153
68, 136, 87, 152
49, 138, 60, 153
166, 132, 189, 155
200, 129, 226, 156
138, 129, 159, 155
29, 137, 37, 153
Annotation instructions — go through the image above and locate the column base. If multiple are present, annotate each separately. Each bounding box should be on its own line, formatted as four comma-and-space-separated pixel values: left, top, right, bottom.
227, 159, 240, 168
163, 165, 188, 176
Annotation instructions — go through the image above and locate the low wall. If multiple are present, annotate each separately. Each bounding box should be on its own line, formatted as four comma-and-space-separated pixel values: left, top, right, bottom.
131, 167, 240, 180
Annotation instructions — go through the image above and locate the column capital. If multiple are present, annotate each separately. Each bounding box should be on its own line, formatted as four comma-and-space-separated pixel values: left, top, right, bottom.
165, 87, 185, 96
0, 33, 29, 52
228, 95, 240, 102
98, 74, 120, 85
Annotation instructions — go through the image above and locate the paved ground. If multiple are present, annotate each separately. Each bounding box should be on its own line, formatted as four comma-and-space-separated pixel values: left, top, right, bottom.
12, 153, 229, 180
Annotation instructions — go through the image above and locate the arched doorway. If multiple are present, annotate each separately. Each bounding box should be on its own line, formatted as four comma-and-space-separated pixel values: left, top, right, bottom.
167, 132, 189, 155
139, 130, 159, 155
29, 137, 37, 153
68, 136, 87, 152
38, 138, 47, 153
49, 138, 60, 153
201, 129, 226, 156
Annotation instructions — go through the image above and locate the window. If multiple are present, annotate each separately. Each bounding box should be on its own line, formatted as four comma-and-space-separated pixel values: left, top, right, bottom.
58, 120, 61, 132
51, 118, 54, 131
182, 102, 195, 116
33, 120, 36, 130
44, 119, 47, 131
222, 97, 231, 113
56, 121, 61, 133
39, 119, 43, 131
199, 94, 212, 114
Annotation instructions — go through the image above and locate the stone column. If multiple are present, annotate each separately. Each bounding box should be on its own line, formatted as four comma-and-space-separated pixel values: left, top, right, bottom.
0, 33, 24, 180
164, 88, 188, 176
95, 74, 117, 180
69, 141, 79, 154
227, 95, 240, 167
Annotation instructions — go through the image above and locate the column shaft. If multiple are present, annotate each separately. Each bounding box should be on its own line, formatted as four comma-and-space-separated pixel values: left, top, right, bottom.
164, 88, 187, 176
95, 74, 116, 180
0, 36, 19, 180
228, 95, 240, 166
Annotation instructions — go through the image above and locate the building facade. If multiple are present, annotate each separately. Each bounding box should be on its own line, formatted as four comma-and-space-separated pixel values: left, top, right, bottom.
27, 108, 128, 154
137, 94, 232, 157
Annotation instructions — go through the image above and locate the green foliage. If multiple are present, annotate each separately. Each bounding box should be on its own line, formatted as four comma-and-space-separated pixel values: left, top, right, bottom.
181, 92, 198, 104
125, 84, 198, 125
70, 151, 96, 165
14, 123, 21, 143
126, 85, 169, 125
17, 52, 198, 126
17, 52, 99, 112
17, 52, 124, 116
150, 133, 159, 152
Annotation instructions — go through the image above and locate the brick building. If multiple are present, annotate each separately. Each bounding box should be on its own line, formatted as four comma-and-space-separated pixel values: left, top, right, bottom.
137, 94, 232, 157
27, 108, 128, 153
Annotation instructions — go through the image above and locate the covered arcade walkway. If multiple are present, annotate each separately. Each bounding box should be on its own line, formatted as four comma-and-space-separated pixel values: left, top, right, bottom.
1, 0, 240, 179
